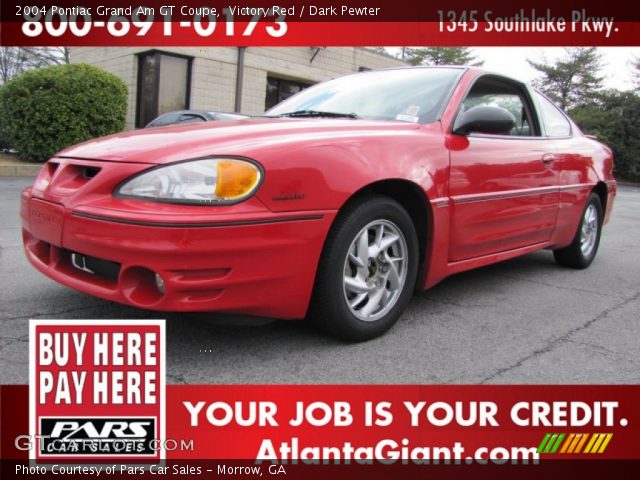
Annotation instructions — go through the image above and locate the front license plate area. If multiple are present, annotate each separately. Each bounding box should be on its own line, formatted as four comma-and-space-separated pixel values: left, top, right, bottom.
29, 198, 65, 246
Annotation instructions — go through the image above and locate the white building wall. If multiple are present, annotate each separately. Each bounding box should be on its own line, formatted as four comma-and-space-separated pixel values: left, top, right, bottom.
71, 47, 407, 129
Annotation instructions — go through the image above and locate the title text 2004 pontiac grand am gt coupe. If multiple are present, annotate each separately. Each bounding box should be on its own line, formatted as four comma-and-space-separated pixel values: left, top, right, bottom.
21, 67, 616, 341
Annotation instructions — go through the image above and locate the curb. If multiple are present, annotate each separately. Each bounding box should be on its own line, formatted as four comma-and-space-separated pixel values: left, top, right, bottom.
617, 181, 640, 187
0, 164, 41, 177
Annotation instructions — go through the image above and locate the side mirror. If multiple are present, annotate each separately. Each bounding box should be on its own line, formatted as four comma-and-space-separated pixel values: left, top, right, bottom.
453, 106, 516, 136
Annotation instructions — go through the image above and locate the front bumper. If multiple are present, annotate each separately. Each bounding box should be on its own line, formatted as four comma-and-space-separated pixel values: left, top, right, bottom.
21, 189, 335, 319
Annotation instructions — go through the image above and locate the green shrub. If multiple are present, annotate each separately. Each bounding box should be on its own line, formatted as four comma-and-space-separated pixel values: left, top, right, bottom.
0, 86, 12, 151
571, 90, 640, 182
0, 64, 127, 162
0, 125, 12, 151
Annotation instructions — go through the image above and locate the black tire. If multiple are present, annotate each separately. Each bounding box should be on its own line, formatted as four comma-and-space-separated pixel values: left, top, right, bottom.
309, 195, 419, 342
553, 192, 603, 269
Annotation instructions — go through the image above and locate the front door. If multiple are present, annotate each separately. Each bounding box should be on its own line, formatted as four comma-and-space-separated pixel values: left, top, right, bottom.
447, 75, 559, 262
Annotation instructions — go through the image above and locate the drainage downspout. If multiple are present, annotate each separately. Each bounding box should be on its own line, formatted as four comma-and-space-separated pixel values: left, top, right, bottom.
235, 47, 246, 113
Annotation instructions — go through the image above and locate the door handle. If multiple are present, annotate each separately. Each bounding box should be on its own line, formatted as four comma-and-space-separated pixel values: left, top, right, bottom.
542, 154, 556, 165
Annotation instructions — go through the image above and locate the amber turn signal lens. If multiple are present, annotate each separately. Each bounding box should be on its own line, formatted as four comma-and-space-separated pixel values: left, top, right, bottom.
215, 160, 261, 200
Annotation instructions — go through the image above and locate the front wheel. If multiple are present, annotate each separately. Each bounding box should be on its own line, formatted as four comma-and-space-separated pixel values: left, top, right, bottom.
553, 192, 603, 269
309, 195, 419, 342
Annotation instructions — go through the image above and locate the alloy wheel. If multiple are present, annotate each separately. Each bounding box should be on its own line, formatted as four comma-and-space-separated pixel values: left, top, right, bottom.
342, 219, 408, 322
580, 204, 599, 257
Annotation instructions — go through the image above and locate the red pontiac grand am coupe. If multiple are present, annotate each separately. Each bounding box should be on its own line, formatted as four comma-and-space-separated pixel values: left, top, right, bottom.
21, 67, 616, 341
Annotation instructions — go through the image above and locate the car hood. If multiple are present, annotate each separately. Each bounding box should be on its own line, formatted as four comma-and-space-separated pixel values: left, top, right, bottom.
57, 118, 424, 164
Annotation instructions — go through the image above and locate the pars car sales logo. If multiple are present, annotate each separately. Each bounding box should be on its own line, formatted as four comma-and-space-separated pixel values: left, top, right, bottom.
29, 320, 165, 461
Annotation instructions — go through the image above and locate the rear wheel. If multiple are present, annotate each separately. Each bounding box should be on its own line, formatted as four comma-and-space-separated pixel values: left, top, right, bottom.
309, 195, 419, 342
553, 192, 603, 269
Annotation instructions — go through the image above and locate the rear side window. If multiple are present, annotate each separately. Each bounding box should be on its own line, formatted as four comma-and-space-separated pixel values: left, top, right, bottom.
534, 92, 572, 137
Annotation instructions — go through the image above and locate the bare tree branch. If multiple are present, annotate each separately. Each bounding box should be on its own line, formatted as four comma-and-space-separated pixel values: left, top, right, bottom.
20, 47, 71, 68
0, 47, 71, 84
0, 47, 28, 84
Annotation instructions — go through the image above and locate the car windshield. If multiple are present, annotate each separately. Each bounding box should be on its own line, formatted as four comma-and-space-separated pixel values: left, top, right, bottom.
266, 67, 464, 124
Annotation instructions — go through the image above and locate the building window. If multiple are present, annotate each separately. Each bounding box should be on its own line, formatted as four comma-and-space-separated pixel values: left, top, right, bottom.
136, 51, 192, 128
265, 77, 312, 110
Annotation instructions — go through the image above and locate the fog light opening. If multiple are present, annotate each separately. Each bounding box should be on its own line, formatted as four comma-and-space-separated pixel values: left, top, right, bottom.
155, 273, 166, 294
120, 266, 165, 306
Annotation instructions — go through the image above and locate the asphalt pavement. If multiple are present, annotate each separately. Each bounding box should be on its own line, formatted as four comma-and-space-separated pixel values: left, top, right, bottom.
1, 177, 639, 384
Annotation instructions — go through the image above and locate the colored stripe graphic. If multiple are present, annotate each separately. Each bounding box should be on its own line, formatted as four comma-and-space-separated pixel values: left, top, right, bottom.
544, 433, 559, 453
586, 433, 614, 454
597, 434, 613, 453
559, 433, 575, 453
537, 433, 551, 453
584, 434, 599, 453
589, 434, 606, 453
550, 433, 565, 453
574, 433, 589, 453
539, 433, 613, 454
568, 433, 586, 453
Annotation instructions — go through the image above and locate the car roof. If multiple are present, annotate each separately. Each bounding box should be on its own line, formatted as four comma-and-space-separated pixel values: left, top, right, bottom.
367, 64, 470, 73
157, 110, 210, 116
360, 65, 530, 86
208, 111, 247, 116
156, 110, 247, 117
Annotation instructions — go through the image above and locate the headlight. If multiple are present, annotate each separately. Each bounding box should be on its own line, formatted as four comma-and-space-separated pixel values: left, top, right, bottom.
116, 158, 263, 205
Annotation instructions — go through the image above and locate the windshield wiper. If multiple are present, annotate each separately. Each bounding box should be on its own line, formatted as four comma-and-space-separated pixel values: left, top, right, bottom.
276, 110, 359, 119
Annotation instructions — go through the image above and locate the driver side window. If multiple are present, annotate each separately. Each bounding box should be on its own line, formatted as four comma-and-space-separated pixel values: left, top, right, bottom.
461, 77, 540, 137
